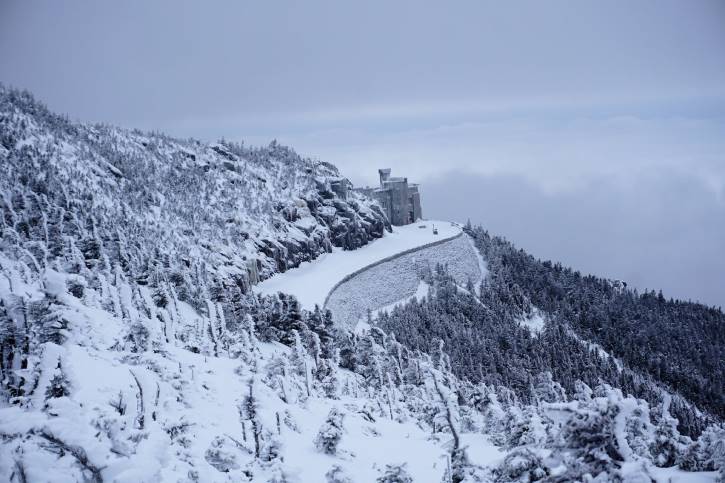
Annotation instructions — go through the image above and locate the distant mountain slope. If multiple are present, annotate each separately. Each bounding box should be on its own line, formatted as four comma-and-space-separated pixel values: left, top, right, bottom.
468, 225, 725, 424
376, 224, 724, 437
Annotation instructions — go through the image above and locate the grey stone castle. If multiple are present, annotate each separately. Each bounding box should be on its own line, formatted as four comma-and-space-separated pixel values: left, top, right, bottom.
355, 169, 422, 226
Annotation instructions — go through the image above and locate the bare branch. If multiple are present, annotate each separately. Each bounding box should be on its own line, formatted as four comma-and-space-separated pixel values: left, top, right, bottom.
35, 429, 104, 483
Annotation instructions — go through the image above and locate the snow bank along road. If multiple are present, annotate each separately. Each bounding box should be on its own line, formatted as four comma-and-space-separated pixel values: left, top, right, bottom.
326, 233, 486, 328
255, 220, 461, 310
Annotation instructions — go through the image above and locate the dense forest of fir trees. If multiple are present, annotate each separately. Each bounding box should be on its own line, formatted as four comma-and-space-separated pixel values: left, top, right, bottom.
376, 223, 724, 438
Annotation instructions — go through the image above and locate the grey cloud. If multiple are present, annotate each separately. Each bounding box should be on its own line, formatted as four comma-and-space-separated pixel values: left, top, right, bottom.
279, 115, 725, 195
423, 170, 725, 308
1, 1, 724, 128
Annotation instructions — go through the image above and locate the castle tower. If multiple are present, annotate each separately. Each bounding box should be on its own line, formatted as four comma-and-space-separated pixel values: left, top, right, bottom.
378, 168, 391, 186
372, 169, 420, 225
408, 184, 422, 222
354, 168, 422, 226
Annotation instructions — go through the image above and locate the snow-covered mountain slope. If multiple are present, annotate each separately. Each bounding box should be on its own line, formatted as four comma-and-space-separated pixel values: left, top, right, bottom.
0, 254, 502, 482
1, 86, 723, 483
1, 253, 719, 483
0, 86, 389, 295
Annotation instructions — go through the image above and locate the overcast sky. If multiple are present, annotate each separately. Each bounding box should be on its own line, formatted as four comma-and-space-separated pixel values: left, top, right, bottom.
2, 1, 724, 307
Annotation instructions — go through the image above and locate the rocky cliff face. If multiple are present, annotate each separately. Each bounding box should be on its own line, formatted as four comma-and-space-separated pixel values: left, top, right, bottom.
0, 86, 389, 301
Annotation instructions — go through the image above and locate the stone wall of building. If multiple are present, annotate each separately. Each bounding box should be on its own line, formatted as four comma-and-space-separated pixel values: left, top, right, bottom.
409, 184, 422, 222
383, 177, 411, 225
325, 232, 483, 327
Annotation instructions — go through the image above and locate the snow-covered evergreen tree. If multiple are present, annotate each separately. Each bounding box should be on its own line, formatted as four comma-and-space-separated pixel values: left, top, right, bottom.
44, 357, 70, 401
492, 448, 548, 482
315, 407, 344, 455
325, 464, 353, 483
650, 398, 684, 467
377, 463, 413, 483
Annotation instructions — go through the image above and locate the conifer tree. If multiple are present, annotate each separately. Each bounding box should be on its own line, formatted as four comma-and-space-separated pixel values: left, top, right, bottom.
45, 357, 70, 401
650, 399, 683, 467
315, 407, 344, 455
376, 464, 413, 483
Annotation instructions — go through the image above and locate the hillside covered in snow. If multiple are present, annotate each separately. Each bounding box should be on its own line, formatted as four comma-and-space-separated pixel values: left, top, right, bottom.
0, 85, 389, 295
1, 86, 724, 483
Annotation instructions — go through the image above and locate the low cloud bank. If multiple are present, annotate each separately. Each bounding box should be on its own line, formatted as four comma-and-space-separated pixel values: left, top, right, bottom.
424, 169, 725, 308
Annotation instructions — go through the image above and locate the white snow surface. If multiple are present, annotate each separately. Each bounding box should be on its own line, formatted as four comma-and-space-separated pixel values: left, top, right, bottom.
465, 233, 488, 294
518, 309, 546, 335
566, 326, 624, 372
255, 220, 461, 310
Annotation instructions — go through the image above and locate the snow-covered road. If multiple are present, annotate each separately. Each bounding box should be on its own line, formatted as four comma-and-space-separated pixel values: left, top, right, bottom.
255, 220, 461, 309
